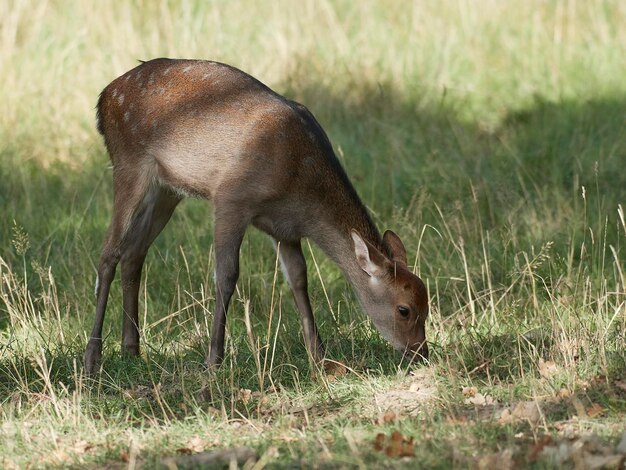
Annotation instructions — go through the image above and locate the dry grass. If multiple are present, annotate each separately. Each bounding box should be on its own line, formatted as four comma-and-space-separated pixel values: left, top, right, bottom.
1, 0, 625, 467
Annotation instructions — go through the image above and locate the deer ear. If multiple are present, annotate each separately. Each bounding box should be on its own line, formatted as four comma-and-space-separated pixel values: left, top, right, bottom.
351, 230, 385, 277
383, 230, 408, 266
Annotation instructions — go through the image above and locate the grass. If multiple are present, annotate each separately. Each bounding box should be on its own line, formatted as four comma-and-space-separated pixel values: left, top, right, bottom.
1, 0, 625, 468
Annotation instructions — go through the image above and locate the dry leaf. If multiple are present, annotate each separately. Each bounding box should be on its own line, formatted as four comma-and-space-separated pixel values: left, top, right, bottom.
380, 410, 396, 424
386, 431, 415, 458
372, 430, 415, 458
585, 403, 604, 418
464, 392, 495, 406
373, 433, 386, 451
538, 359, 559, 379
238, 389, 252, 404
557, 388, 571, 400
120, 450, 129, 463
462, 386, 478, 397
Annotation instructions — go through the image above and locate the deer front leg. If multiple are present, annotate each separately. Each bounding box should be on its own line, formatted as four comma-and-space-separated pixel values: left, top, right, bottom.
275, 239, 325, 363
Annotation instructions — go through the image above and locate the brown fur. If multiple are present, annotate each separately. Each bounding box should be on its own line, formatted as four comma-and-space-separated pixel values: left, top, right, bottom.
84, 59, 428, 374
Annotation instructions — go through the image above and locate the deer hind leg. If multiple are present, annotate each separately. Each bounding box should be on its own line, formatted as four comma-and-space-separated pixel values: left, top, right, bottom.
274, 239, 325, 363
119, 187, 180, 357
84, 164, 167, 374
206, 203, 248, 369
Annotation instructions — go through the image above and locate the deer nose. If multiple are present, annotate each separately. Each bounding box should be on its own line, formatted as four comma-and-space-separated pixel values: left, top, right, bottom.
405, 328, 428, 364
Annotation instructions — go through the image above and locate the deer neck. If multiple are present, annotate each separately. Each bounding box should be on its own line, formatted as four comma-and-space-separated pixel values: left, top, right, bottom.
309, 191, 383, 302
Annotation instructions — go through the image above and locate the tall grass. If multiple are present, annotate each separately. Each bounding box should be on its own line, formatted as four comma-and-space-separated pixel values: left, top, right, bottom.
1, 0, 625, 467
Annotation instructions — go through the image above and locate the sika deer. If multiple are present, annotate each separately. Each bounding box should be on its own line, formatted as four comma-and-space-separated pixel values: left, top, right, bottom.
84, 58, 428, 374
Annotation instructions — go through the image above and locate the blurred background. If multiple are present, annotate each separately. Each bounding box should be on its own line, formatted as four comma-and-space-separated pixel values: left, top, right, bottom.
0, 1, 625, 466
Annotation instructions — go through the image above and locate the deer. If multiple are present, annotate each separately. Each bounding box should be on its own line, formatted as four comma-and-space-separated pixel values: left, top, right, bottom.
84, 58, 429, 374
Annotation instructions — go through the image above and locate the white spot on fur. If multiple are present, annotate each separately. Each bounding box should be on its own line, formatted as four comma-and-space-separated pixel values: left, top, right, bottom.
124, 111, 130, 122
118, 93, 124, 106
183, 65, 193, 73
112, 89, 118, 98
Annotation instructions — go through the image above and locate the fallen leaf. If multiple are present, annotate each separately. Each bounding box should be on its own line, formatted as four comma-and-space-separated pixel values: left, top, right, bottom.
372, 430, 415, 458
462, 386, 478, 397
373, 433, 386, 451
464, 392, 495, 406
557, 388, 571, 400
554, 420, 577, 437
120, 450, 129, 463
538, 359, 559, 379
379, 410, 397, 424
586, 403, 604, 418
238, 389, 252, 404
386, 430, 414, 458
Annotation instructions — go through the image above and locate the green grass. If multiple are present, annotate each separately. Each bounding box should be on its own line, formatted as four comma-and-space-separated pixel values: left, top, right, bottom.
1, 0, 625, 468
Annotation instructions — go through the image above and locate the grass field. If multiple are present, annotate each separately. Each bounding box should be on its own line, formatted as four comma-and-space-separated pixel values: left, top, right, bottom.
1, 0, 625, 468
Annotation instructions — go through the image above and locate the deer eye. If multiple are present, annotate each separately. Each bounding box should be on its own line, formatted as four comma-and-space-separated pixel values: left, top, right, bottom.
397, 306, 410, 317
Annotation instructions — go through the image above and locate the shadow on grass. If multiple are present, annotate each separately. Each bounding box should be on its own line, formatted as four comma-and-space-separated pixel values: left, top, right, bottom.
1, 76, 625, 419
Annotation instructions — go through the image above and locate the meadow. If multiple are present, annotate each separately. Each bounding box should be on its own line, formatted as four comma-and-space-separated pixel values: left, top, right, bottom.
1, 0, 625, 467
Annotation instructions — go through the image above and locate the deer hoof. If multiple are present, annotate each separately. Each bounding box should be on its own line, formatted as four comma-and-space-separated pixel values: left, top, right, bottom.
84, 339, 102, 375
